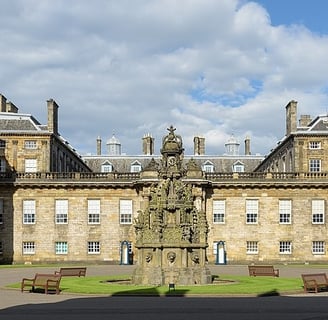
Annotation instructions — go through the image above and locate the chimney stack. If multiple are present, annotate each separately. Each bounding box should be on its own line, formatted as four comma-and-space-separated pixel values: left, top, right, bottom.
244, 136, 251, 155
6, 101, 18, 113
299, 114, 312, 127
193, 136, 205, 155
142, 134, 154, 155
96, 136, 102, 155
47, 99, 59, 135
285, 100, 297, 136
0, 94, 7, 112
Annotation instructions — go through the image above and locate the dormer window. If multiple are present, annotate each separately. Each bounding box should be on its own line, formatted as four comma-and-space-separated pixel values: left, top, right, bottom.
202, 160, 214, 173
101, 161, 113, 173
130, 160, 142, 172
233, 160, 244, 172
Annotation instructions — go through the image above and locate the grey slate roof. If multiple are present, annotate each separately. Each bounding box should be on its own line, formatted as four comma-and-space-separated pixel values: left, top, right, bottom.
0, 113, 44, 132
83, 154, 264, 173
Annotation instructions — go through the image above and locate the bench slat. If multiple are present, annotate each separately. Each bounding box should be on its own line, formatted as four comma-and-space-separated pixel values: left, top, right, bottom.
55, 267, 87, 277
248, 265, 279, 277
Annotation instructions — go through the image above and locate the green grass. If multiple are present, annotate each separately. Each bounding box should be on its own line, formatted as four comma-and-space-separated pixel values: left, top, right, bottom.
9, 274, 304, 296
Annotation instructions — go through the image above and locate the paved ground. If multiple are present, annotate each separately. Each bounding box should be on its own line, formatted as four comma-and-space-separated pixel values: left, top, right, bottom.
1, 264, 328, 320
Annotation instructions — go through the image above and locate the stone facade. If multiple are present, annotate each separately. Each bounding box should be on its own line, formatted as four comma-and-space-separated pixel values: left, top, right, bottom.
0, 95, 90, 173
1, 95, 328, 266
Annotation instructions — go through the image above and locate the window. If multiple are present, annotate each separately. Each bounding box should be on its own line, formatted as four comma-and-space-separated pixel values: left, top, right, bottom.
0, 158, 5, 172
120, 199, 133, 224
312, 241, 325, 254
0, 140, 5, 148
24, 140, 37, 149
312, 199, 325, 224
23, 200, 35, 224
246, 241, 258, 254
309, 141, 321, 149
55, 242, 68, 254
279, 200, 291, 224
0, 199, 3, 224
233, 161, 244, 172
213, 200, 225, 224
88, 199, 100, 224
101, 161, 112, 173
23, 241, 35, 254
203, 161, 214, 173
55, 200, 68, 224
25, 159, 37, 172
88, 241, 100, 254
0, 241, 3, 254
279, 241, 292, 254
130, 161, 142, 172
246, 199, 258, 224
309, 159, 321, 172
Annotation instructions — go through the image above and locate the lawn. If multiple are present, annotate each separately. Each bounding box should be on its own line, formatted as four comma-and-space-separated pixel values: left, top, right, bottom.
9, 274, 304, 296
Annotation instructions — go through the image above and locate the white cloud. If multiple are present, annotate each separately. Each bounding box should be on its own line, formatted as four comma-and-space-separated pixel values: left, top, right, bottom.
1, 0, 328, 157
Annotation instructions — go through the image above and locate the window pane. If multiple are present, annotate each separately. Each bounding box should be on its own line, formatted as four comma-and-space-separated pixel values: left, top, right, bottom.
279, 241, 292, 254
56, 200, 68, 224
312, 200, 325, 224
309, 159, 321, 172
309, 141, 321, 149
101, 164, 112, 172
88, 199, 100, 224
120, 199, 132, 224
312, 241, 325, 254
25, 159, 37, 172
213, 200, 225, 223
55, 242, 68, 254
23, 200, 35, 224
24, 140, 37, 149
246, 199, 258, 224
88, 241, 100, 254
279, 200, 291, 224
246, 241, 258, 254
23, 241, 35, 254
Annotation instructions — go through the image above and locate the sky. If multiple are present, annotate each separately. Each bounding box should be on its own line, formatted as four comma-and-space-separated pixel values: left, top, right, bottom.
1, 0, 328, 157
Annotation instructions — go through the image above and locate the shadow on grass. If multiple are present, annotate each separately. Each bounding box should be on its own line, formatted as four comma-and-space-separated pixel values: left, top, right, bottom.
112, 286, 189, 296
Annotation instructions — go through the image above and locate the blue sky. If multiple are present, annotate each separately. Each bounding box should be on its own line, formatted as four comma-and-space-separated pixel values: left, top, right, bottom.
1, 0, 328, 156
257, 0, 328, 34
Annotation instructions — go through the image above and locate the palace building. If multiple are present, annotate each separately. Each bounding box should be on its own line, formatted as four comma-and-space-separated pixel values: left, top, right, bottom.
0, 93, 328, 265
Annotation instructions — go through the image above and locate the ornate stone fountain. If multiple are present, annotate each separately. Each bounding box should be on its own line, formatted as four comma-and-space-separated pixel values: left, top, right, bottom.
132, 126, 212, 285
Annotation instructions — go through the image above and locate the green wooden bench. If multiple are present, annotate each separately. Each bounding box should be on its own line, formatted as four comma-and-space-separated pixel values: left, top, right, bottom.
21, 273, 62, 294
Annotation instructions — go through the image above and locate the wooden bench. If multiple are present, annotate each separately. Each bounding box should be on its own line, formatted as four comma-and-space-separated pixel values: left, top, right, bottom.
21, 273, 61, 294
55, 267, 87, 277
248, 265, 279, 277
301, 273, 328, 293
